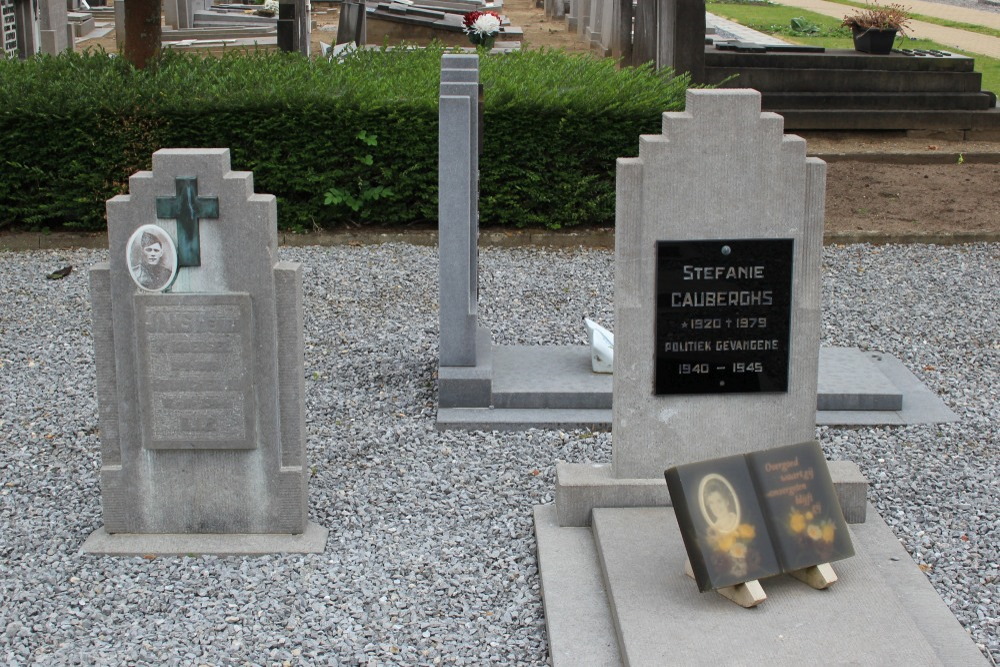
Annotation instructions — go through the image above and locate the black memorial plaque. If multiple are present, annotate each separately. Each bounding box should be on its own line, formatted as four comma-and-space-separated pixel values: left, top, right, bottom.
655, 238, 793, 395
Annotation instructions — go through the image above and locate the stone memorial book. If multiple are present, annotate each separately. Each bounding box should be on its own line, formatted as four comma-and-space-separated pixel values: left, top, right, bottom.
665, 440, 854, 592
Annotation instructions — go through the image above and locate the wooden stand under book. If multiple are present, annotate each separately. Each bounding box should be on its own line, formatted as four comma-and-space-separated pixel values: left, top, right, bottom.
684, 558, 837, 608
667, 441, 854, 605
789, 562, 838, 590
685, 559, 766, 608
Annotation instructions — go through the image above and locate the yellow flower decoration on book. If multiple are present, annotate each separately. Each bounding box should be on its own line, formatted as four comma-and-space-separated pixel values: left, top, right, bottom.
789, 511, 806, 533
737, 523, 756, 539
729, 542, 747, 559
807, 524, 823, 540
822, 522, 836, 543
716, 533, 736, 552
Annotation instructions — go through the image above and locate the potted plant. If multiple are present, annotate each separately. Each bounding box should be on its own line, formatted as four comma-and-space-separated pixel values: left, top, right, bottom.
841, 2, 912, 54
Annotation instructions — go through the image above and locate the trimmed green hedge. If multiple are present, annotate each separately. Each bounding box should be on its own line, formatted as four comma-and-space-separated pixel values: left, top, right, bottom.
0, 47, 691, 231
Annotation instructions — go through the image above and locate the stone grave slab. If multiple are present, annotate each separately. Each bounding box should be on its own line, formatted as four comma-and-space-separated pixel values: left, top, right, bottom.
819, 346, 900, 411
436, 346, 956, 430
366, 4, 522, 47
535, 503, 988, 666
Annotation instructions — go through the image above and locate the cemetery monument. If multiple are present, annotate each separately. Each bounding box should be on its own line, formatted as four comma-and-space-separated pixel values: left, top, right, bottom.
83, 148, 327, 555
532, 88, 987, 665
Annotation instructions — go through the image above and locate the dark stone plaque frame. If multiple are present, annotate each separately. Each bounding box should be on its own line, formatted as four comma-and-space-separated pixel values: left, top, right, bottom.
655, 238, 794, 395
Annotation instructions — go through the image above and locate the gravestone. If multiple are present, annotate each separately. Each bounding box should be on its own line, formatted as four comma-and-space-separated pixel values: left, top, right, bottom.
563, 87, 826, 519
2, 0, 24, 58
437, 54, 493, 408
83, 148, 327, 555
533, 89, 988, 666
38, 0, 73, 54
543, 0, 564, 21
3, 0, 71, 58
574, 0, 589, 39
565, 0, 578, 31
631, 0, 704, 78
277, 0, 309, 56
335, 0, 366, 47
164, 0, 210, 29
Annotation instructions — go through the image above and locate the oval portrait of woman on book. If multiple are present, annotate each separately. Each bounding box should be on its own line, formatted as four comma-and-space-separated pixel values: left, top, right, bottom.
698, 473, 741, 534
127, 224, 177, 292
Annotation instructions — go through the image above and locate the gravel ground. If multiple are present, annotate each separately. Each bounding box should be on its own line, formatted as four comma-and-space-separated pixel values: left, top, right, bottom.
0, 242, 996, 665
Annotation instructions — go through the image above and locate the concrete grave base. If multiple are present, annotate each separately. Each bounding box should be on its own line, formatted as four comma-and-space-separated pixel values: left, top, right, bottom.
436, 345, 957, 430
81, 522, 328, 556
534, 503, 988, 666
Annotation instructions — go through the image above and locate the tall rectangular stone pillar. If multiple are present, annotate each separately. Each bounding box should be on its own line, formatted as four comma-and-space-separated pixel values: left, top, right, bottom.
633, 0, 705, 81
437, 54, 492, 409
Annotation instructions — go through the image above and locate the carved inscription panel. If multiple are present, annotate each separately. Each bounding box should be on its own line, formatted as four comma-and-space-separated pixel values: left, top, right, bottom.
135, 294, 256, 449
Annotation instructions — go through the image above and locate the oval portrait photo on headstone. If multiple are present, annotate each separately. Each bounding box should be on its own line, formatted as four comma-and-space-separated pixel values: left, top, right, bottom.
127, 224, 177, 292
698, 473, 741, 534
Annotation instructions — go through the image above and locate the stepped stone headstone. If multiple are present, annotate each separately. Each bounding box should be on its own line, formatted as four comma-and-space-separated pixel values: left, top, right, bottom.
555, 87, 827, 525
612, 88, 823, 478
83, 148, 327, 555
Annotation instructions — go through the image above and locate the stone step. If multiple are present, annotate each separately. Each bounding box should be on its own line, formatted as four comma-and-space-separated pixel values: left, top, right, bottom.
762, 91, 995, 111
706, 67, 982, 93
705, 48, 976, 73
776, 107, 1000, 131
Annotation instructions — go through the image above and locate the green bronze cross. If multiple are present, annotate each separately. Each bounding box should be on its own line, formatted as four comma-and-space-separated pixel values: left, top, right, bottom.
155, 176, 220, 267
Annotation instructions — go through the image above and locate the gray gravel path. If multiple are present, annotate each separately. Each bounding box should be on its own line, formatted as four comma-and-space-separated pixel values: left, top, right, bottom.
0, 242, 996, 665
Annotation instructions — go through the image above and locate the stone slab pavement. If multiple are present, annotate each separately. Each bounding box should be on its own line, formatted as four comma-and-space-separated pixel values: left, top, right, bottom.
770, 0, 1000, 58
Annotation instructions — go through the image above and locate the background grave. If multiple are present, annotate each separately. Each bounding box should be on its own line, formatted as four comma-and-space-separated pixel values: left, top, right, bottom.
434, 68, 956, 432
